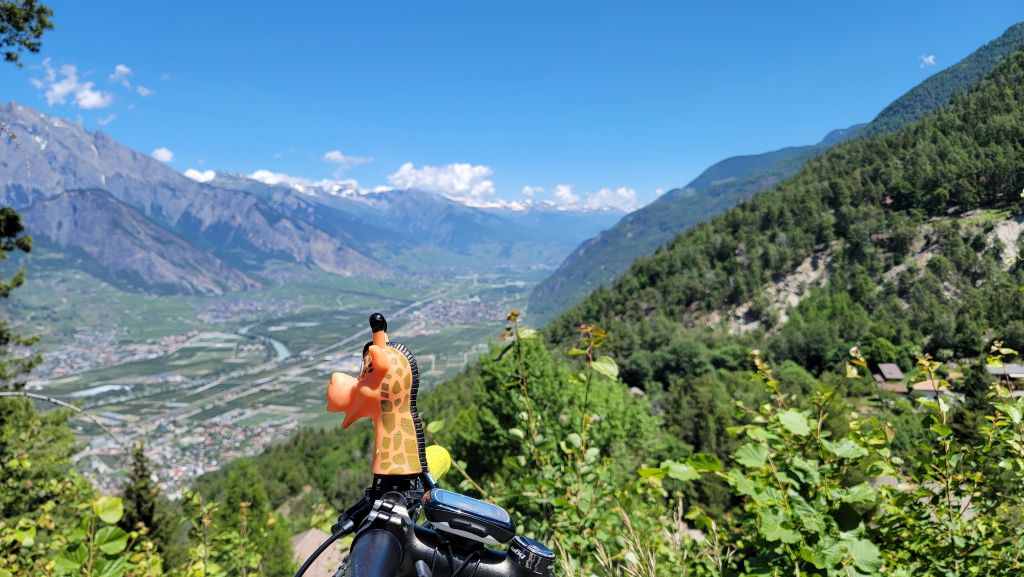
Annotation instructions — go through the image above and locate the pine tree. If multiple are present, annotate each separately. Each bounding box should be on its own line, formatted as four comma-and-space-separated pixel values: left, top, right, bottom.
120, 442, 167, 550
1, 1, 54, 142
220, 459, 295, 577
0, 207, 38, 389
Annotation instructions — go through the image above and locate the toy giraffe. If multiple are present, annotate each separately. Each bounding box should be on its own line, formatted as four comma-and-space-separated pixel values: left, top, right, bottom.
326, 313, 427, 476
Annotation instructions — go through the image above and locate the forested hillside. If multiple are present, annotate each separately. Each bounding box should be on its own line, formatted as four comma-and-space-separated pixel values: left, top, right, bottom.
529, 21, 1024, 319
549, 48, 1024, 375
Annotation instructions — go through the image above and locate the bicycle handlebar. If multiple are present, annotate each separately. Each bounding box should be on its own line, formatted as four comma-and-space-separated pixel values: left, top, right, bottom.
342, 492, 554, 577
346, 529, 403, 577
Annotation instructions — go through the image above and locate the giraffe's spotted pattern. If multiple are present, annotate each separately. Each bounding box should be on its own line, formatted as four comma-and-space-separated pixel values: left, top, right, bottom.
373, 344, 425, 475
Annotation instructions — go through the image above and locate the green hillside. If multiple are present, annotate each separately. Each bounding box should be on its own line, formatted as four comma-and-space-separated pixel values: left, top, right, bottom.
548, 48, 1024, 374
863, 21, 1024, 136
529, 21, 1024, 320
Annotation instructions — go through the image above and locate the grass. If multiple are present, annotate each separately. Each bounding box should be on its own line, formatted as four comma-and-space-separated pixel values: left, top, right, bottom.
960, 207, 1014, 226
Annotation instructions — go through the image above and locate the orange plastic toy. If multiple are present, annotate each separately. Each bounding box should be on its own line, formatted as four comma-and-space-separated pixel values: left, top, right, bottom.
326, 313, 426, 476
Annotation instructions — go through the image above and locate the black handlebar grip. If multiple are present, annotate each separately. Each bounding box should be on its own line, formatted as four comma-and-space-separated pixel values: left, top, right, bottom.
347, 529, 403, 577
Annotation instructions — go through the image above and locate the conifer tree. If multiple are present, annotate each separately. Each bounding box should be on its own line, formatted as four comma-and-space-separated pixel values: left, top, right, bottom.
120, 441, 167, 549
220, 459, 295, 577
0, 207, 38, 389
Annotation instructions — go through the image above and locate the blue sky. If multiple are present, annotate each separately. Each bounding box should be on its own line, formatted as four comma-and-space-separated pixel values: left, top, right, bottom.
2, 1, 1022, 211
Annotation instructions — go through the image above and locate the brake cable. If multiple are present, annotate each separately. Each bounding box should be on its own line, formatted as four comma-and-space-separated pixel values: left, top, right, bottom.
293, 524, 350, 577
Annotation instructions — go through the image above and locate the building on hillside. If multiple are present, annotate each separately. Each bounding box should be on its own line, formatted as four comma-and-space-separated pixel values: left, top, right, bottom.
873, 363, 907, 394
986, 363, 1024, 383
910, 379, 960, 401
876, 364, 905, 382
875, 381, 909, 394
292, 528, 345, 577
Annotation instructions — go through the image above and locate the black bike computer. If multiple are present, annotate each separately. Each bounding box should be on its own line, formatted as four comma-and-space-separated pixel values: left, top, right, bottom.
422, 488, 516, 546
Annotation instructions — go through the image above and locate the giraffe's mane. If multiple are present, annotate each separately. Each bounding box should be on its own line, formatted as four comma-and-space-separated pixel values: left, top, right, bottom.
386, 340, 427, 472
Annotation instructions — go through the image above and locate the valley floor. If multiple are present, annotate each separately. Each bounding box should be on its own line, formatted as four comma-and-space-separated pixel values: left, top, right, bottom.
7, 263, 547, 497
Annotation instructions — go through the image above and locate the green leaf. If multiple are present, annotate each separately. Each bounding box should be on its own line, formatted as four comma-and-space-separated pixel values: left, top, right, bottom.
930, 422, 953, 437
13, 516, 37, 547
508, 428, 525, 439
95, 526, 129, 555
93, 496, 123, 525
820, 536, 847, 566
777, 409, 811, 436
790, 494, 824, 532
1007, 404, 1022, 424
584, 447, 600, 463
660, 460, 700, 481
637, 467, 666, 479
591, 356, 619, 380
55, 545, 88, 574
566, 432, 582, 448
687, 453, 723, 472
426, 419, 445, 434
727, 469, 761, 499
788, 456, 821, 485
68, 526, 87, 543
567, 347, 588, 356
825, 438, 868, 460
800, 545, 827, 569
845, 538, 882, 573
840, 482, 876, 504
733, 443, 769, 469
758, 509, 800, 544
96, 557, 130, 577
517, 328, 538, 340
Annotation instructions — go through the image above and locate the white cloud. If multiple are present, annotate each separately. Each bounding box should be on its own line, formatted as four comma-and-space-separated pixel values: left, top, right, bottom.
109, 64, 133, 88
160, 73, 174, 82
32, 59, 114, 110
248, 169, 360, 196
75, 87, 113, 109
136, 85, 153, 97
582, 187, 638, 211
151, 147, 174, 163
920, 54, 936, 68
387, 162, 496, 203
184, 168, 216, 183
521, 185, 543, 198
547, 183, 638, 212
96, 114, 116, 126
323, 149, 373, 167
655, 188, 665, 196
249, 169, 306, 187
553, 184, 579, 206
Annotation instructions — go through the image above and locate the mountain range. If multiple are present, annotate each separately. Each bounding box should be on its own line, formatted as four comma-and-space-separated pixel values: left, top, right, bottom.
0, 104, 621, 295
528, 21, 1024, 320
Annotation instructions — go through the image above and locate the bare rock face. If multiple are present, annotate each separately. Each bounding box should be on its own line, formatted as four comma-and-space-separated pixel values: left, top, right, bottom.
0, 102, 385, 294
23, 189, 259, 295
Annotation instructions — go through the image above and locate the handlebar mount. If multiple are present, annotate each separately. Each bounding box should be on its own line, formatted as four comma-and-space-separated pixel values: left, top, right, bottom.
342, 492, 554, 577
